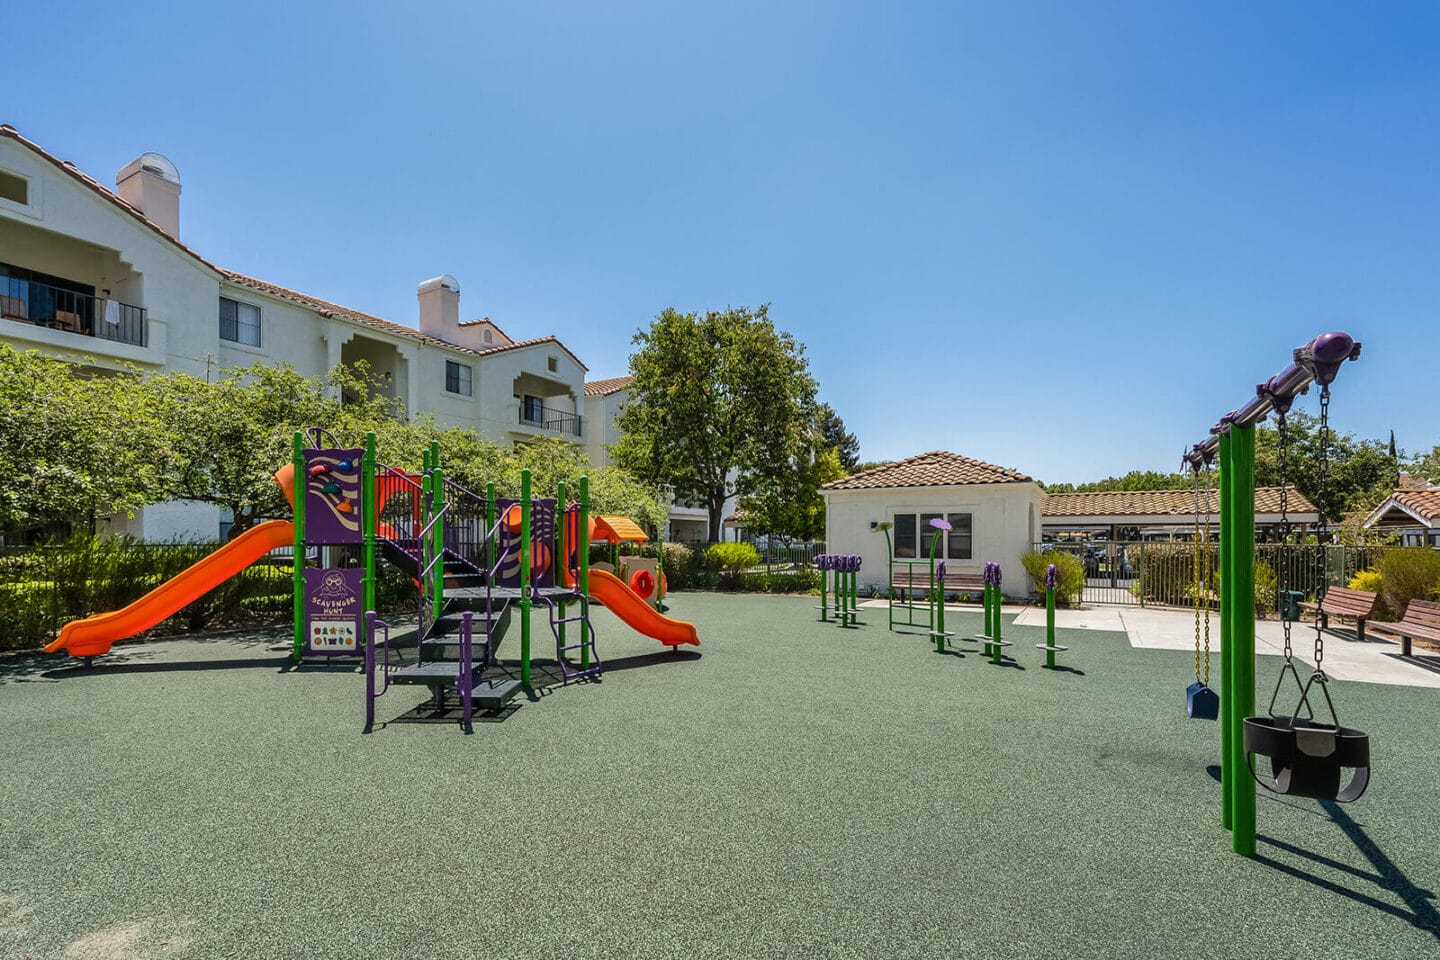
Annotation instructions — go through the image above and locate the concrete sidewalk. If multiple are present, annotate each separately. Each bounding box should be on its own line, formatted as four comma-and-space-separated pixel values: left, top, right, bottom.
858, 598, 1440, 688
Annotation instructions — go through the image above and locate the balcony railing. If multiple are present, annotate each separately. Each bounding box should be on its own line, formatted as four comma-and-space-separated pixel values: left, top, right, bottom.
0, 276, 147, 347
519, 403, 582, 437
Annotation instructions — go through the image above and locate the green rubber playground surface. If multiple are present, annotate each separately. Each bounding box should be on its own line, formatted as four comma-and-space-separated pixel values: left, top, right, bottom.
2, 594, 1437, 959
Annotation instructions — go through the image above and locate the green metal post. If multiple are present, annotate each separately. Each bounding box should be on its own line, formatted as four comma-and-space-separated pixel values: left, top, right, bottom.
362, 432, 377, 617
556, 480, 567, 651
486, 482, 496, 543
881, 527, 895, 632
992, 580, 1004, 664
520, 468, 532, 687
1219, 431, 1234, 831
579, 476, 591, 668
1045, 586, 1056, 668
930, 530, 945, 652
292, 431, 306, 660
1229, 425, 1257, 857
819, 563, 829, 622
431, 465, 445, 621
656, 525, 665, 611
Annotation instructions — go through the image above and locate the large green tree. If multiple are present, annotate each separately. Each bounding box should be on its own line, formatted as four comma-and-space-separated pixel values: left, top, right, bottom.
1253, 411, 1398, 520
816, 403, 860, 471
738, 446, 846, 543
0, 346, 169, 533
613, 305, 819, 542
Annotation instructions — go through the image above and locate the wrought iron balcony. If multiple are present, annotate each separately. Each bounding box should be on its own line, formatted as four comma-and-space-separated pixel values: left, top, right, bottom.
0, 275, 147, 347
518, 402, 582, 437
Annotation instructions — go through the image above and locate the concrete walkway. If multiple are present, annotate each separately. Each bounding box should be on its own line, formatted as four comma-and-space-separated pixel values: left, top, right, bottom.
858, 598, 1440, 688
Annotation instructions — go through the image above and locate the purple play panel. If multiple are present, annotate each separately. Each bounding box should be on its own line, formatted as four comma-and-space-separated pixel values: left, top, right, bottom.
495, 498, 557, 587
304, 566, 364, 656
304, 447, 364, 545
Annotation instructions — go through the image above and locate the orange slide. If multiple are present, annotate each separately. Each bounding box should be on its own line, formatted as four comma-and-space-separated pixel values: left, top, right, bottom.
45, 519, 296, 659
584, 568, 700, 647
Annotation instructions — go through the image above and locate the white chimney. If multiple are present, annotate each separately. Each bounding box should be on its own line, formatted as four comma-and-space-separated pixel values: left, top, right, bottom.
116, 152, 181, 240
417, 275, 461, 342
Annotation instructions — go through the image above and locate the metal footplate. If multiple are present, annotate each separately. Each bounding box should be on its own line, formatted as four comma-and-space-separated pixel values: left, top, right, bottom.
470, 678, 522, 709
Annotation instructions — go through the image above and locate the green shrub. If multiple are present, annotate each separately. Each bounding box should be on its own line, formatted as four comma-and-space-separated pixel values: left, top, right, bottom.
1254, 561, 1278, 617
706, 542, 760, 583
740, 570, 821, 594
1374, 548, 1440, 621
1020, 551, 1085, 606
1349, 569, 1383, 593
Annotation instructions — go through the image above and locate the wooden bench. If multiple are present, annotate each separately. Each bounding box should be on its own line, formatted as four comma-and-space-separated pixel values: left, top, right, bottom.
1296, 585, 1378, 642
890, 569, 988, 602
1367, 599, 1440, 658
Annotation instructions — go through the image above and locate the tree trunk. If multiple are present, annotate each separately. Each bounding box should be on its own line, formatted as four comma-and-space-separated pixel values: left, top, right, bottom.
708, 488, 725, 544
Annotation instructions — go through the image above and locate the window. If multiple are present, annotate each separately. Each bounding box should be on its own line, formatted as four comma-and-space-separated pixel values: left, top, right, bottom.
0, 170, 27, 205
523, 395, 543, 422
445, 360, 472, 396
891, 511, 973, 560
483, 329, 493, 344
547, 356, 558, 372
219, 297, 261, 346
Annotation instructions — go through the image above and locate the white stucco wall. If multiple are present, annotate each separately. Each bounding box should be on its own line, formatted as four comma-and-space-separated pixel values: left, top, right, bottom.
583, 389, 627, 467
823, 482, 1045, 596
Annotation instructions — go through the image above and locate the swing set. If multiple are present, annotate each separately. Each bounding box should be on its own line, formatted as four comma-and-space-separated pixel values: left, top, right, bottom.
1181, 331, 1369, 858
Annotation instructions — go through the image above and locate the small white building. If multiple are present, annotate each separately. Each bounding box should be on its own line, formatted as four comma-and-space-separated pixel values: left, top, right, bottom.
821, 451, 1044, 595
1363, 488, 1440, 547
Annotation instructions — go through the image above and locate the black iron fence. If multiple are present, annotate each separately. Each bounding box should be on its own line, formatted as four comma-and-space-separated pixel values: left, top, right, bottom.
1030, 540, 1386, 609
0, 275, 147, 347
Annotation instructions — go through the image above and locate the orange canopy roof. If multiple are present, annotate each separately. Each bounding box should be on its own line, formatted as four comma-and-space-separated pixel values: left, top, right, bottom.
590, 515, 649, 543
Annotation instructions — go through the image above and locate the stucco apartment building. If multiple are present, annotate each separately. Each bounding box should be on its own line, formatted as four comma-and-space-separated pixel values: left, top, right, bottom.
0, 126, 592, 540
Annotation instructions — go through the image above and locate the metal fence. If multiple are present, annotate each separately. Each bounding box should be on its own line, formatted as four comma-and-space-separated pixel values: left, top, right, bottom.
1030, 540, 1386, 609
671, 539, 826, 570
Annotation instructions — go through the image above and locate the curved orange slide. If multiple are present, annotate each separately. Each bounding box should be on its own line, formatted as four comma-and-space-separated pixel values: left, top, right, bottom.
45, 519, 295, 659
585, 569, 699, 647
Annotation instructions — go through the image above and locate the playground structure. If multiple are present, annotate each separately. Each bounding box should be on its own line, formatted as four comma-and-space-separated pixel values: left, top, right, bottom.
973, 562, 1012, 663
1180, 331, 1369, 858
814, 554, 861, 626
44, 430, 699, 730
588, 514, 667, 611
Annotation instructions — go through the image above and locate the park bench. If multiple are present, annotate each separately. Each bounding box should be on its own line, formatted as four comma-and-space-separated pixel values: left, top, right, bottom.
1296, 585, 1378, 642
1367, 599, 1440, 658
890, 569, 988, 602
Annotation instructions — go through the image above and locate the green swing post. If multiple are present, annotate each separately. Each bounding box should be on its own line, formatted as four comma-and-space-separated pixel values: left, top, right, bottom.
579, 476, 591, 670
291, 431, 306, 660
520, 468, 532, 688
1218, 431, 1234, 832
1228, 425, 1257, 857
362, 432, 377, 618
929, 529, 946, 653
556, 480, 568, 651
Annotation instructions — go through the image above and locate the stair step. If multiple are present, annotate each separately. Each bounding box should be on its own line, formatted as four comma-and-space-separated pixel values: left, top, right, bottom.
552, 616, 587, 625
389, 662, 463, 684
558, 642, 597, 653
470, 678, 522, 708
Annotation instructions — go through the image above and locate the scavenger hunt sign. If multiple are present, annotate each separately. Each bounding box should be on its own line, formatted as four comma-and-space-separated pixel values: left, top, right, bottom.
304, 567, 364, 655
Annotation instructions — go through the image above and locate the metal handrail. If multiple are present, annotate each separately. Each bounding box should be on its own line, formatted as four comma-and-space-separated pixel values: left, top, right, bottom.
0, 274, 147, 346
518, 403, 582, 436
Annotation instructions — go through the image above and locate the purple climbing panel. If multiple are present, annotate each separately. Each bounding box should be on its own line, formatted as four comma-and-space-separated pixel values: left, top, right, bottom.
304, 447, 364, 545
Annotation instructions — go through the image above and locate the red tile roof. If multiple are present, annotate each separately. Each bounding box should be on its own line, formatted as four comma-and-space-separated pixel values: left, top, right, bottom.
1042, 486, 1317, 518
822, 451, 1032, 490
1, 124, 586, 369
584, 375, 633, 397
1365, 488, 1440, 526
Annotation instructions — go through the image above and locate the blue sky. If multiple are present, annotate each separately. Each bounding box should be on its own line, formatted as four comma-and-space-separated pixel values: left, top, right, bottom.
8, 1, 1437, 483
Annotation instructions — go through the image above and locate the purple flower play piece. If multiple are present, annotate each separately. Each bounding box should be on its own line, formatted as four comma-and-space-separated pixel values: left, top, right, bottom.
929, 517, 953, 531
1045, 563, 1057, 590
937, 561, 946, 579
992, 563, 1002, 588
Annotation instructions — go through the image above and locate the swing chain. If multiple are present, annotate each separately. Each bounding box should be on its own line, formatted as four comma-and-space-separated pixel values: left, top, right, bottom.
1314, 387, 1332, 672
1276, 408, 1293, 663
1201, 461, 1212, 684
1192, 465, 1203, 683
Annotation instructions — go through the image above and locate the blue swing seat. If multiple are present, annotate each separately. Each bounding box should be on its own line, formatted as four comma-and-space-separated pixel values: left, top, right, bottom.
1187, 680, 1219, 720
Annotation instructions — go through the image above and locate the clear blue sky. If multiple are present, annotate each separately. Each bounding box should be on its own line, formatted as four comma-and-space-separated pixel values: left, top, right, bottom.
9, 1, 1437, 483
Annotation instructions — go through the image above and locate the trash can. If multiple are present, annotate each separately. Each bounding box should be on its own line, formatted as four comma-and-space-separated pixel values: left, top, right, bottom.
1280, 589, 1304, 621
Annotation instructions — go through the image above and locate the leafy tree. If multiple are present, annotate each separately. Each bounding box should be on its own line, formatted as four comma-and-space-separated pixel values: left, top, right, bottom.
1253, 411, 1399, 521
613, 305, 819, 542
1407, 444, 1440, 485
849, 460, 892, 476
143, 361, 397, 538
1041, 470, 1192, 494
737, 446, 846, 543
0, 346, 168, 533
816, 403, 860, 471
